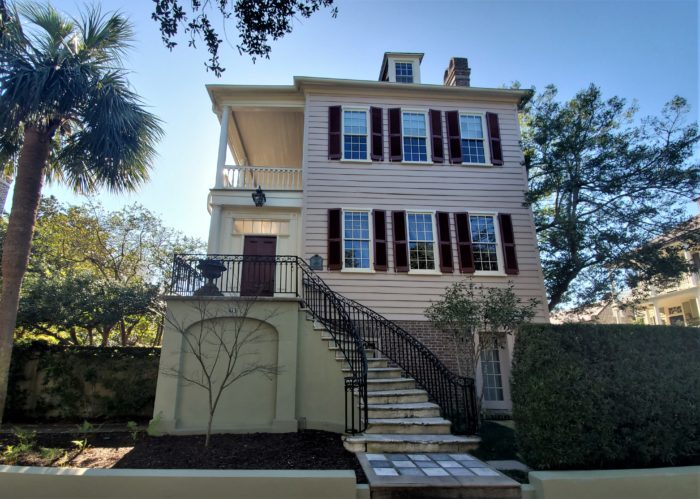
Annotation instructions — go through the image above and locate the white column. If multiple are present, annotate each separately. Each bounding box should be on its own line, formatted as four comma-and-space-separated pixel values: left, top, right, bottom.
207, 205, 222, 254
652, 300, 663, 325
215, 105, 231, 189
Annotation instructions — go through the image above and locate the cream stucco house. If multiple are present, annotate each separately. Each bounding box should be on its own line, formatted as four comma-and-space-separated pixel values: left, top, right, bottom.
152, 53, 549, 452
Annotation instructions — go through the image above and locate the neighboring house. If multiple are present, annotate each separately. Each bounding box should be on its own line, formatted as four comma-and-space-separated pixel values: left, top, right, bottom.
634, 209, 700, 327
153, 53, 549, 451
551, 300, 634, 325
0, 176, 11, 213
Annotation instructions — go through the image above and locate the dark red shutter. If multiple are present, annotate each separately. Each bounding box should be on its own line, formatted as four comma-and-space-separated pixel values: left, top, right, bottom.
429, 109, 444, 163
446, 110, 462, 164
370, 107, 384, 161
392, 211, 408, 272
486, 112, 503, 166
436, 212, 453, 273
499, 213, 519, 274
388, 108, 402, 162
373, 210, 387, 271
455, 213, 475, 273
328, 209, 342, 270
328, 106, 341, 160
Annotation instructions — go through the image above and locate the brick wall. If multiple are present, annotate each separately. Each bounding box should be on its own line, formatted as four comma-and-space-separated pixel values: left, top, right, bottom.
394, 320, 460, 374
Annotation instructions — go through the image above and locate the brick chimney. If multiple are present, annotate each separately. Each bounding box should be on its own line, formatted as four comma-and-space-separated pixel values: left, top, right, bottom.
443, 57, 471, 87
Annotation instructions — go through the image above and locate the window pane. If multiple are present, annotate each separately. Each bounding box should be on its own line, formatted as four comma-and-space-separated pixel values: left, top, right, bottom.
403, 112, 426, 136
460, 115, 486, 164
470, 215, 499, 271
395, 62, 413, 83
343, 211, 370, 269
343, 110, 368, 160
407, 213, 435, 270
462, 139, 485, 163
481, 348, 504, 401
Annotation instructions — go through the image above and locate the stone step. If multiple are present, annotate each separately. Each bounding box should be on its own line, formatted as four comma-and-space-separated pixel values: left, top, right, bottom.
339, 357, 389, 369
343, 367, 403, 379
327, 345, 379, 358
343, 433, 481, 454
366, 402, 441, 419
366, 417, 452, 435
367, 377, 415, 392
366, 389, 429, 404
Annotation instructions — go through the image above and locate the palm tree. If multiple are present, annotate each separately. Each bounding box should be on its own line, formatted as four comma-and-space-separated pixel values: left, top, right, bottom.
0, 2, 163, 422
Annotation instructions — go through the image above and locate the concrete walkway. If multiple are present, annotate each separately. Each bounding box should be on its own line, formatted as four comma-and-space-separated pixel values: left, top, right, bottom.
357, 452, 521, 498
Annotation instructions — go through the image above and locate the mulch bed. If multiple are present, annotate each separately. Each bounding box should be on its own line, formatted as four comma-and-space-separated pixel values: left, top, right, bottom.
0, 429, 367, 483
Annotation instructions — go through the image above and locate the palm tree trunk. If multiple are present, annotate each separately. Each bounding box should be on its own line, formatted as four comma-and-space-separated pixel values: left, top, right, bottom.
0, 127, 50, 424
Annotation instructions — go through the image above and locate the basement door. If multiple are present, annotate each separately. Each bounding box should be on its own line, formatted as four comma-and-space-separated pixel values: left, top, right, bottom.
240, 236, 277, 297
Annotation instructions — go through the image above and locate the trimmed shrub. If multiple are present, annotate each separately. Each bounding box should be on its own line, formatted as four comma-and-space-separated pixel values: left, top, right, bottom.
511, 323, 700, 470
5, 342, 160, 422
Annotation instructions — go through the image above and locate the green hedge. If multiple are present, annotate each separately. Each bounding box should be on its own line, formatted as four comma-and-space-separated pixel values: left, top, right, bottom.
511, 323, 700, 470
5, 342, 160, 422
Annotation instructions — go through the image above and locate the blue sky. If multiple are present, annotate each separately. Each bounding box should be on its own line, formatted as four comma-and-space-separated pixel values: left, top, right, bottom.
24, 0, 700, 242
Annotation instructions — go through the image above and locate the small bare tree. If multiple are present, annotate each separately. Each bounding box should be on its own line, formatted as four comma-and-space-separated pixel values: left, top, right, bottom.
164, 298, 280, 447
425, 280, 538, 413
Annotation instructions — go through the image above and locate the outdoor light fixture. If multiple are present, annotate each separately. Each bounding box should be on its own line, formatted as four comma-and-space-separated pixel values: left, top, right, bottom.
252, 186, 266, 207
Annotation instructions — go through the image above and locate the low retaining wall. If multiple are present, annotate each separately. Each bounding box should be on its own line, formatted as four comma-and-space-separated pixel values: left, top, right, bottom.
0, 466, 363, 499
521, 466, 700, 499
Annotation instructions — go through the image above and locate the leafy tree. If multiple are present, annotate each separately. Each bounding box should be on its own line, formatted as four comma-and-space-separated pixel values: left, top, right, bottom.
523, 85, 700, 310
425, 280, 538, 413
15, 273, 160, 347
151, 0, 337, 76
0, 3, 163, 423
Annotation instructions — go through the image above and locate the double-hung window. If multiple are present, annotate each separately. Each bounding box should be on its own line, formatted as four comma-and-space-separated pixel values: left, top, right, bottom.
481, 349, 504, 401
460, 114, 487, 164
407, 212, 436, 270
343, 210, 371, 269
395, 61, 414, 83
343, 109, 368, 160
469, 215, 500, 272
402, 112, 429, 162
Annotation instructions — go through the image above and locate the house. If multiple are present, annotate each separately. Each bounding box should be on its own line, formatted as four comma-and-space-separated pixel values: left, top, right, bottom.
152, 53, 549, 452
550, 300, 634, 325
633, 207, 700, 327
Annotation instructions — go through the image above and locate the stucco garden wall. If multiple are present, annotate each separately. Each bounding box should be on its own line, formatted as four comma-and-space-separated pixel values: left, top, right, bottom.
152, 297, 346, 435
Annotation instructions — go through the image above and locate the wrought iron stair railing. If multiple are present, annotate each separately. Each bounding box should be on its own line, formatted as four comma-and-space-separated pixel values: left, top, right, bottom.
168, 254, 477, 435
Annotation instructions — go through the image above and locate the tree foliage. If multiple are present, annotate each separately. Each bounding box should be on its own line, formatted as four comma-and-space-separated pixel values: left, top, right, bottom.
425, 280, 537, 412
151, 0, 337, 76
0, 197, 205, 346
523, 85, 700, 310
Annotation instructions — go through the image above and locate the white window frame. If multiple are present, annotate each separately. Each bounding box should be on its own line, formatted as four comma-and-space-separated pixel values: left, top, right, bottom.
468, 212, 505, 276
387, 57, 421, 84
401, 110, 432, 164
481, 348, 505, 402
458, 112, 492, 166
405, 210, 439, 274
341, 208, 374, 273
341, 106, 371, 162
394, 60, 415, 83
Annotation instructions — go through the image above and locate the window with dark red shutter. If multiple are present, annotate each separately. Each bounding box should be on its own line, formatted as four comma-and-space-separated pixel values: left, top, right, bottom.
370, 107, 384, 161
436, 212, 453, 272
454, 212, 475, 273
328, 106, 341, 160
486, 112, 503, 166
388, 108, 402, 162
392, 211, 408, 272
498, 213, 518, 274
327, 208, 342, 270
373, 210, 388, 271
446, 110, 462, 164
429, 110, 444, 163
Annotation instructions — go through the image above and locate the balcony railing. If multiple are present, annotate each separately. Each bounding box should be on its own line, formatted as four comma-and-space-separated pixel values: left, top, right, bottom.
222, 166, 302, 191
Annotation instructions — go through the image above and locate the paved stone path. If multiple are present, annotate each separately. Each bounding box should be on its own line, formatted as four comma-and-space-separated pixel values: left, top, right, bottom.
357, 452, 521, 498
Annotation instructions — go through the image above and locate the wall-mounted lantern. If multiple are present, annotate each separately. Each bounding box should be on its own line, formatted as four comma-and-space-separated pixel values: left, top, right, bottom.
252, 186, 266, 207
309, 254, 323, 271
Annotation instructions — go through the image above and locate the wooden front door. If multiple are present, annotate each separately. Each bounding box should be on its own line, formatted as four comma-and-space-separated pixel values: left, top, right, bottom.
240, 236, 277, 297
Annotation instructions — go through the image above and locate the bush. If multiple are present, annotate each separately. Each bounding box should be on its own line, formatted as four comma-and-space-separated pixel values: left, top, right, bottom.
4, 342, 160, 422
511, 323, 700, 470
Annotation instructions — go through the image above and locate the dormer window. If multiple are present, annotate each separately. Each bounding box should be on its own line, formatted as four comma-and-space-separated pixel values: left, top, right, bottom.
395, 61, 414, 83
379, 52, 423, 84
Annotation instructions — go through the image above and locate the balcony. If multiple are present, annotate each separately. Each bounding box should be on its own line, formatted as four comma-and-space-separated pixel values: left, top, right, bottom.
222, 166, 302, 191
